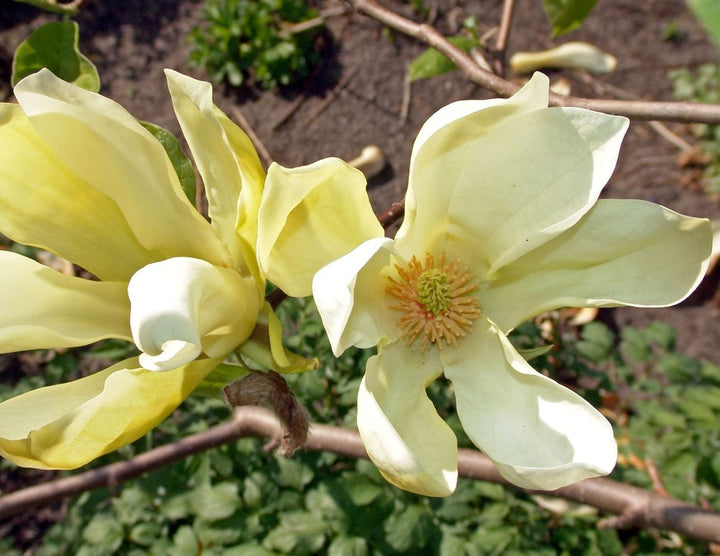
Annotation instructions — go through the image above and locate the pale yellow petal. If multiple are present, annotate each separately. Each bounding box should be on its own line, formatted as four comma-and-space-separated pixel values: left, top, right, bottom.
396, 72, 550, 250
258, 158, 383, 297
13, 69, 230, 266
396, 102, 628, 278
128, 257, 259, 371
358, 342, 457, 496
0, 357, 217, 469
443, 318, 617, 490
0, 251, 131, 353
0, 103, 159, 281
483, 200, 712, 332
312, 237, 398, 355
165, 69, 265, 279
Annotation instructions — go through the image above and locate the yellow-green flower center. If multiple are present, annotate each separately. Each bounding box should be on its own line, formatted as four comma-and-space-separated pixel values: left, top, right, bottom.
386, 253, 481, 352
417, 269, 451, 314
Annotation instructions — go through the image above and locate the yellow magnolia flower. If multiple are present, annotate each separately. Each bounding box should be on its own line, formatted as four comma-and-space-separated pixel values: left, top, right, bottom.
0, 69, 272, 469
267, 73, 713, 496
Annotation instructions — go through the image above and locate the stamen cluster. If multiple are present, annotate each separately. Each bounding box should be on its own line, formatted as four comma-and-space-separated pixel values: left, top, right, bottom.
387, 253, 481, 351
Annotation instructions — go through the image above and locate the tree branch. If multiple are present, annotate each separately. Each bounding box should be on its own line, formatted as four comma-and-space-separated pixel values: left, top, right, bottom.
1, 406, 719, 543
348, 0, 720, 125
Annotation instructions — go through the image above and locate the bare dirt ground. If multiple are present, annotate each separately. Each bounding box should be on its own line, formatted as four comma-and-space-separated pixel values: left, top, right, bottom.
1, 0, 719, 549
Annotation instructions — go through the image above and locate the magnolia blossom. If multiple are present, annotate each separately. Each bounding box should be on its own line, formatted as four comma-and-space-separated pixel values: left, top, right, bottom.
272, 73, 710, 496
0, 69, 296, 469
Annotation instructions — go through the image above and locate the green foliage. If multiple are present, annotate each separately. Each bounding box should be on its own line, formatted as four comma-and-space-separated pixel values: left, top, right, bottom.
12, 0, 81, 16
686, 0, 720, 48
407, 18, 482, 82
140, 122, 197, 205
6, 297, 720, 553
408, 36, 478, 82
541, 0, 599, 37
188, 0, 323, 90
669, 63, 720, 194
12, 21, 100, 91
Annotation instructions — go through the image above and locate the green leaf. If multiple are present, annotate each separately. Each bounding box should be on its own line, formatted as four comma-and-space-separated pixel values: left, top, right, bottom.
328, 536, 368, 556
275, 455, 315, 491
620, 326, 651, 363
340, 471, 384, 506
263, 511, 328, 554
687, 0, 720, 47
189, 482, 240, 521
643, 321, 676, 351
542, 0, 599, 37
408, 36, 477, 81
384, 505, 432, 552
171, 525, 200, 556
82, 514, 125, 553
129, 522, 164, 547
13, 0, 81, 15
12, 21, 100, 91
517, 344, 553, 361
576, 322, 614, 362
140, 122, 197, 205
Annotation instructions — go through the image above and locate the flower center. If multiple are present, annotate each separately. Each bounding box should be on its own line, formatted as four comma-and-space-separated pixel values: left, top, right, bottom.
386, 253, 482, 352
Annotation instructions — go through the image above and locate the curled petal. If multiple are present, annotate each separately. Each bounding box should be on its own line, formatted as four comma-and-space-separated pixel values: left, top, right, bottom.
258, 158, 383, 297
13, 69, 229, 267
483, 199, 713, 332
0, 357, 217, 469
312, 237, 397, 355
443, 318, 617, 490
0, 251, 131, 353
128, 257, 259, 371
166, 70, 265, 276
358, 342, 457, 496
510, 43, 617, 75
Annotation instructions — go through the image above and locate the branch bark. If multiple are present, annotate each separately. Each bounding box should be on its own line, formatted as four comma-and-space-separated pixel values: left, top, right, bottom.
1, 406, 719, 544
348, 0, 720, 125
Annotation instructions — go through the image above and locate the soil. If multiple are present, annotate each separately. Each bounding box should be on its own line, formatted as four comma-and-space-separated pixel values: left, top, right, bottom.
1, 0, 719, 550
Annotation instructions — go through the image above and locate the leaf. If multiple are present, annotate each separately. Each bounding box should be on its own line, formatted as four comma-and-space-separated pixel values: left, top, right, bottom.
517, 344, 553, 361
188, 482, 240, 521
263, 511, 328, 554
140, 122, 197, 205
687, 0, 720, 47
275, 455, 315, 491
340, 471, 384, 506
384, 505, 432, 552
129, 522, 164, 547
643, 321, 676, 351
327, 536, 368, 556
172, 525, 200, 556
12, 21, 100, 91
13, 0, 81, 15
408, 36, 477, 81
542, 0, 599, 37
82, 514, 125, 553
576, 321, 614, 362
620, 326, 651, 363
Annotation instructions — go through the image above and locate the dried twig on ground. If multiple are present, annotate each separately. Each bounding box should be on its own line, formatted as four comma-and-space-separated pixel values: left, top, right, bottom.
347, 0, 720, 125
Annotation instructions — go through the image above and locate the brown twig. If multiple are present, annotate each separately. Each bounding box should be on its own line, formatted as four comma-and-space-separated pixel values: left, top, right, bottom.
1, 406, 719, 543
347, 0, 720, 125
376, 196, 405, 229
493, 0, 516, 76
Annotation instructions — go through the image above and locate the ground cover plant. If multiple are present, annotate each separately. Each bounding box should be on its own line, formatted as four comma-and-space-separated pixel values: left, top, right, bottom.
2, 0, 720, 554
